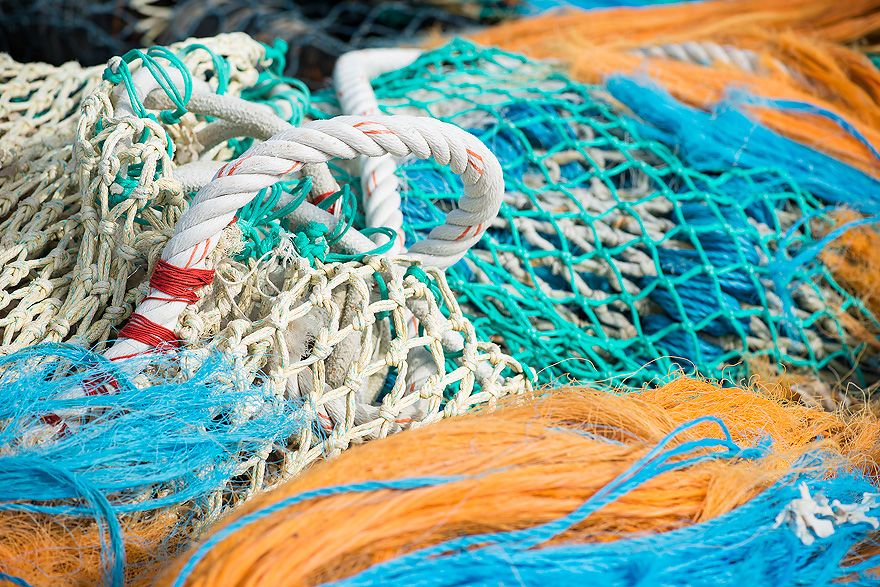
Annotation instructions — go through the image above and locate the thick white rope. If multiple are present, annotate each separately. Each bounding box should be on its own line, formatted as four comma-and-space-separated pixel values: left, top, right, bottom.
633, 41, 760, 72
104, 59, 511, 433
331, 49, 484, 405
105, 113, 503, 359
144, 87, 341, 207
333, 49, 422, 253
631, 41, 794, 77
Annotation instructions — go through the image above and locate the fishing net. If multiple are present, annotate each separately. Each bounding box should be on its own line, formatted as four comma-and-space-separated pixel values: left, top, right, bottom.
311, 39, 880, 392
2, 17, 880, 587
470, 0, 880, 177
0, 0, 166, 67
157, 0, 521, 86
0, 32, 528, 519
0, 0, 519, 85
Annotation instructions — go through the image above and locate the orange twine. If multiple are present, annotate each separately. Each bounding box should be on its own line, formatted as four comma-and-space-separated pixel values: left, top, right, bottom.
468, 0, 880, 176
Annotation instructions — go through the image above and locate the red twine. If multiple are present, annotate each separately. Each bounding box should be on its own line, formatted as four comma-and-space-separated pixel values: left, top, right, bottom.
148, 259, 215, 305
118, 313, 179, 349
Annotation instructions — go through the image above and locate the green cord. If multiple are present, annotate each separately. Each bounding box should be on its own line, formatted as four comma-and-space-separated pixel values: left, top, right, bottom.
103, 46, 193, 125
180, 43, 230, 96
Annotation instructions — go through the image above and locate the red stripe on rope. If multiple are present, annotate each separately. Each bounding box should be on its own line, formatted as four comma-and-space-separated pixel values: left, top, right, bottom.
149, 259, 215, 304
118, 313, 179, 349
83, 374, 120, 396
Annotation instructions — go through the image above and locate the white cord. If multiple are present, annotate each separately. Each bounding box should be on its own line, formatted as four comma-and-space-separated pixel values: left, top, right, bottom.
105, 114, 503, 359
334, 49, 422, 253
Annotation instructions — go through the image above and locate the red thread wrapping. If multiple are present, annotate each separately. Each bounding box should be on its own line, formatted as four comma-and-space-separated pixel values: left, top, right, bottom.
149, 259, 215, 304
118, 313, 179, 349
313, 190, 339, 215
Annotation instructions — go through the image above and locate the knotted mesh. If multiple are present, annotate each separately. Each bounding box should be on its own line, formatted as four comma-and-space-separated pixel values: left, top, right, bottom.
0, 35, 528, 512
314, 39, 880, 391
0, 0, 520, 85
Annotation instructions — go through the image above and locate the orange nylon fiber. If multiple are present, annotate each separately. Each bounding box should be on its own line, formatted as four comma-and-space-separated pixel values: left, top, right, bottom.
155, 378, 880, 587
467, 0, 880, 175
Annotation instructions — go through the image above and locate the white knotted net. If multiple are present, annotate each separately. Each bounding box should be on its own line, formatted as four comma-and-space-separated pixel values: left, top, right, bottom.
0, 34, 529, 512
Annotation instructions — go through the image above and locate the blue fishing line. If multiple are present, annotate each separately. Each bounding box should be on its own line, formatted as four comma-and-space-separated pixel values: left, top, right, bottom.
0, 343, 310, 587
606, 76, 880, 213
766, 215, 880, 326
329, 461, 879, 587
732, 94, 880, 163
0, 573, 33, 587
175, 416, 769, 587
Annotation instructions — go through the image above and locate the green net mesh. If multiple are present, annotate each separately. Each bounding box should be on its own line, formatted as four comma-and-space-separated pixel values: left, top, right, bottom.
314, 39, 880, 390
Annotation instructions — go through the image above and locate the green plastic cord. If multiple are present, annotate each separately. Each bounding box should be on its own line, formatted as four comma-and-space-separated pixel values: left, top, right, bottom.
308, 39, 880, 389
103, 46, 193, 125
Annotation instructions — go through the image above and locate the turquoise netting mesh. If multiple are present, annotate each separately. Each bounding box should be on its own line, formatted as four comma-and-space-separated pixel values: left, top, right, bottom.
314, 40, 880, 388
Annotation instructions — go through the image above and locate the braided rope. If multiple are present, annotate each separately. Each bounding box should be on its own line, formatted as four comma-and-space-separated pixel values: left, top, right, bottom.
318, 40, 878, 390
327, 48, 829, 374
106, 114, 504, 360
631, 41, 793, 76
1, 37, 530, 508
334, 49, 422, 252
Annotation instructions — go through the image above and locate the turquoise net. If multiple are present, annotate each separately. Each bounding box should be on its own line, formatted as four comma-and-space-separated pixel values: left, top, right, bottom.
314, 40, 880, 389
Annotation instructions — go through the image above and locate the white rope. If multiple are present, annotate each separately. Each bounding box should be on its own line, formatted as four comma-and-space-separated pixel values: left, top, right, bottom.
632, 41, 762, 72
328, 49, 519, 427
334, 49, 422, 252
631, 41, 794, 77
145, 87, 341, 203
105, 114, 504, 359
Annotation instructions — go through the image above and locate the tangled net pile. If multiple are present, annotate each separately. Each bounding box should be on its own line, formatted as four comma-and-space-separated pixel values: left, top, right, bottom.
0, 33, 528, 511
312, 39, 880, 392
2, 0, 880, 585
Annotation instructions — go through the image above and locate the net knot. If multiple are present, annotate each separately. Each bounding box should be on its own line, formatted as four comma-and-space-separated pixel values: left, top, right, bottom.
292, 221, 330, 264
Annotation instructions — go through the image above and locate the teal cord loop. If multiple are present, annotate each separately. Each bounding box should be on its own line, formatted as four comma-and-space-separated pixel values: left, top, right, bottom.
235, 179, 312, 261
404, 266, 447, 316
317, 186, 356, 248
103, 47, 193, 126
262, 39, 289, 75
327, 227, 397, 263
228, 137, 255, 159
180, 43, 230, 96
235, 180, 396, 267
243, 39, 311, 125
373, 272, 392, 323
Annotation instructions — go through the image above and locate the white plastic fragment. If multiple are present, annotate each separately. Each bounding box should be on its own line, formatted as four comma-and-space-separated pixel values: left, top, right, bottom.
774, 482, 880, 545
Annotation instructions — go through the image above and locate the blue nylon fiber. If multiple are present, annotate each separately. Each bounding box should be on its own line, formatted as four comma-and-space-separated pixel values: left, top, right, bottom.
327, 462, 879, 586
0, 343, 309, 587
646, 274, 748, 337
171, 476, 469, 587
766, 215, 880, 327
732, 95, 880, 163
605, 76, 880, 214
0, 573, 32, 587
641, 313, 726, 367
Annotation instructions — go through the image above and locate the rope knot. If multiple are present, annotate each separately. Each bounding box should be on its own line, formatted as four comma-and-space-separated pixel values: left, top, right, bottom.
292, 221, 330, 264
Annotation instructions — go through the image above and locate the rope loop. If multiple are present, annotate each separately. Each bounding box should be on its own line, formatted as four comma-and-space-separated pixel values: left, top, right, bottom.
106, 114, 504, 361
103, 46, 193, 125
